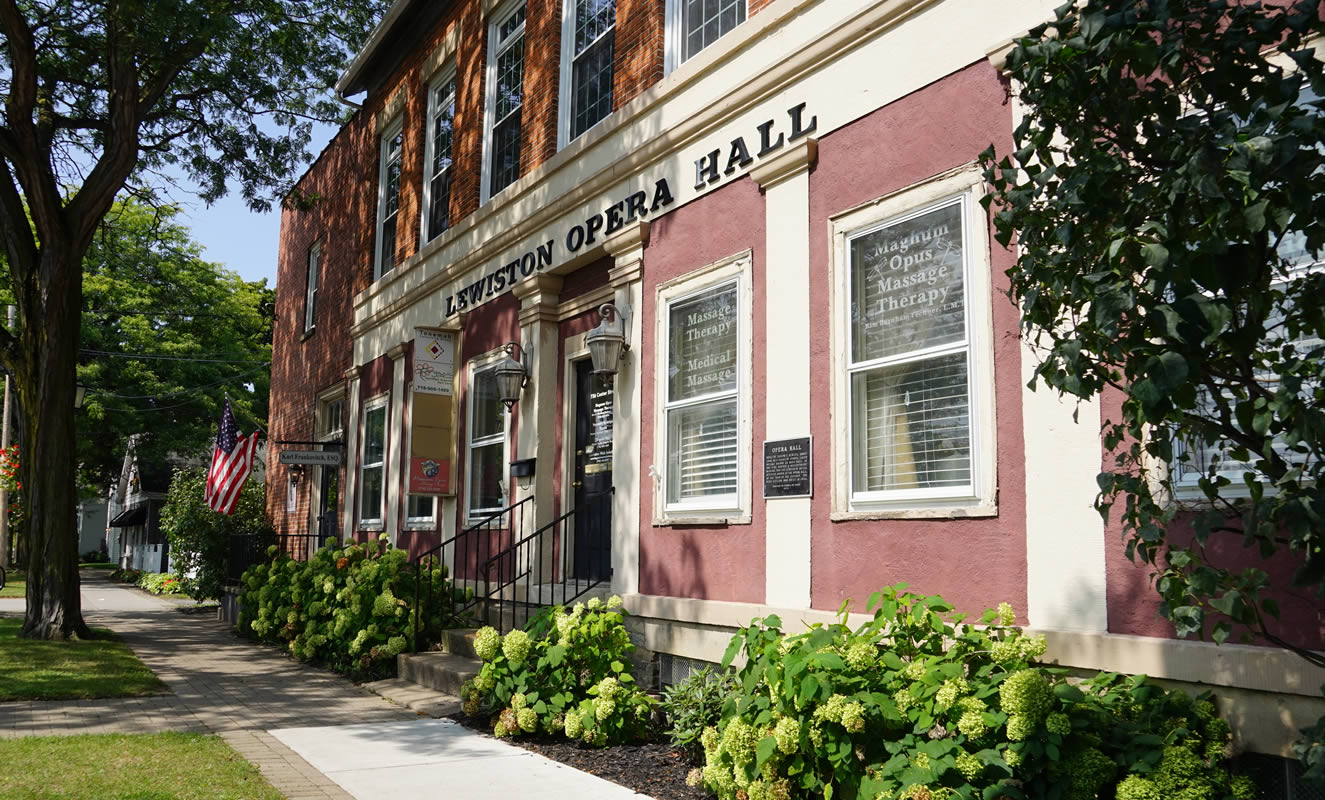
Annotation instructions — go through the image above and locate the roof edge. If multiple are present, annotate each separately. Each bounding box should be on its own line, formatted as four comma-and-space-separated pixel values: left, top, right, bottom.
336, 0, 418, 98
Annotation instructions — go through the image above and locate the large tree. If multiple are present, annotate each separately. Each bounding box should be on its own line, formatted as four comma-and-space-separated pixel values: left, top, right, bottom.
0, 0, 388, 639
78, 197, 270, 491
982, 0, 1324, 776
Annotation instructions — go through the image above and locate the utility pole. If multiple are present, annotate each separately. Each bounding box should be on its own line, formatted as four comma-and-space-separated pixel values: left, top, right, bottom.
0, 304, 12, 569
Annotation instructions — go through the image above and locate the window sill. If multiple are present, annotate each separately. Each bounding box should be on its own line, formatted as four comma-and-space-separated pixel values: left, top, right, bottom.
653, 512, 751, 527
831, 502, 997, 522
403, 521, 437, 530
359, 522, 385, 532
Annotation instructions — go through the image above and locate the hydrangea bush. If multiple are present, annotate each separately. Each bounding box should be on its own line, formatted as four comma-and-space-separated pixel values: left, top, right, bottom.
461, 596, 656, 746
695, 584, 1253, 800
235, 534, 454, 679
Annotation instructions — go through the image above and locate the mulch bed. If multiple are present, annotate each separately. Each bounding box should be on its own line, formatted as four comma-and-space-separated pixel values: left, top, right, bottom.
448, 711, 712, 800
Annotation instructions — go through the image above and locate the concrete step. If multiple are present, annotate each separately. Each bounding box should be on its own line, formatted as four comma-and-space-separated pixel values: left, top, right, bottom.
397, 650, 481, 696
363, 678, 464, 718
440, 628, 479, 660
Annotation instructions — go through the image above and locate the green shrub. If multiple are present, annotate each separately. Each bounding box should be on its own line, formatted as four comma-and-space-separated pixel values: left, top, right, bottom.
461, 596, 656, 746
160, 466, 272, 601
696, 584, 1251, 800
235, 534, 456, 679
109, 568, 142, 584
662, 666, 739, 761
135, 572, 186, 595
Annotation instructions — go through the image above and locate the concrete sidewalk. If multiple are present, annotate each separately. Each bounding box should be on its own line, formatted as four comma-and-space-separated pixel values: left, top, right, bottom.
0, 571, 650, 800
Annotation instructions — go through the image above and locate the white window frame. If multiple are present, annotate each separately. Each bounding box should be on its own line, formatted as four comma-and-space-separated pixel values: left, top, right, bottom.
557, 0, 616, 149
375, 118, 404, 280
652, 252, 753, 525
664, 0, 747, 75
421, 66, 458, 247
358, 394, 389, 529
303, 241, 320, 333
829, 166, 996, 519
481, 0, 527, 206
465, 351, 511, 523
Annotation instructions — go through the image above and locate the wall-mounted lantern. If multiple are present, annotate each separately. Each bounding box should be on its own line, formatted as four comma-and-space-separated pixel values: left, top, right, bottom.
74, 383, 87, 409
587, 303, 629, 376
495, 341, 529, 412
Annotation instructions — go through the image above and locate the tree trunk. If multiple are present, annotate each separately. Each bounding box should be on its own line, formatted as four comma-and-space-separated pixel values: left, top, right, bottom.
20, 246, 90, 640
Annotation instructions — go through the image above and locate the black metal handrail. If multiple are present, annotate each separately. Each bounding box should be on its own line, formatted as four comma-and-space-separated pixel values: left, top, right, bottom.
410, 495, 534, 651
476, 487, 614, 636
225, 531, 326, 584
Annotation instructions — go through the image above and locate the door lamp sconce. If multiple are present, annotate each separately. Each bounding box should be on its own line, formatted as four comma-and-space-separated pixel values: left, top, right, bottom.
587, 303, 630, 376
494, 342, 529, 412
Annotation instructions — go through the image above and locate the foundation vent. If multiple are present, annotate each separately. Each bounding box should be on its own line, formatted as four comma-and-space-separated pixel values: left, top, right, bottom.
1235, 753, 1323, 800
658, 653, 716, 687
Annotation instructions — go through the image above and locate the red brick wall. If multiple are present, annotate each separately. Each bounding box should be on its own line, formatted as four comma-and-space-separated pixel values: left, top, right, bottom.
269, 0, 774, 533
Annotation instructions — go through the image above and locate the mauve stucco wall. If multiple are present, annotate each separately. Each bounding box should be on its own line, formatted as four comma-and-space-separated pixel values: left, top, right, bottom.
805, 60, 1030, 620
638, 177, 767, 603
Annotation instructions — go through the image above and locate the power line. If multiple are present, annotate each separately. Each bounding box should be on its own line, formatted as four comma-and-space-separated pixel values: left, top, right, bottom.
81, 349, 271, 365
90, 363, 271, 401
83, 308, 267, 321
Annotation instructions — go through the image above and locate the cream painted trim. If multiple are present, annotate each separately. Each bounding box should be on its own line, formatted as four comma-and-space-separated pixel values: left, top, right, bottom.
558, 286, 616, 322
827, 164, 998, 519
622, 591, 1325, 698
561, 336, 591, 576
748, 138, 817, 190
375, 91, 406, 134
421, 23, 462, 82
652, 251, 754, 526
342, 374, 362, 537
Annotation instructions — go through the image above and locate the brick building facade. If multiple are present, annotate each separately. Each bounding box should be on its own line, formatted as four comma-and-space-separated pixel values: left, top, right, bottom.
267, 0, 1325, 765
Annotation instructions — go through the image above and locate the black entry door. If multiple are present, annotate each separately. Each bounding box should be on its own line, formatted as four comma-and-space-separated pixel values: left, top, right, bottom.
317, 459, 340, 545
573, 359, 613, 581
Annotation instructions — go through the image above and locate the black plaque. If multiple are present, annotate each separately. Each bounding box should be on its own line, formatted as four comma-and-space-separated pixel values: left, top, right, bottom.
763, 437, 812, 499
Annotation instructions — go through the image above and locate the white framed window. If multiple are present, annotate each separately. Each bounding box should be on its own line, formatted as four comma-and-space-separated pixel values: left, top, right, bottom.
665, 0, 745, 73
1171, 258, 1323, 494
830, 168, 996, 518
406, 495, 437, 526
375, 119, 404, 279
319, 394, 345, 440
654, 253, 752, 523
466, 355, 510, 520
359, 395, 389, 527
303, 241, 320, 333
558, 0, 616, 148
422, 69, 457, 244
482, 0, 526, 204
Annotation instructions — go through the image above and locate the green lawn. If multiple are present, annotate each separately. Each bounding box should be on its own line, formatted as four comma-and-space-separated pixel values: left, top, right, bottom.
79, 561, 117, 570
0, 573, 22, 598
0, 615, 167, 700
0, 733, 283, 800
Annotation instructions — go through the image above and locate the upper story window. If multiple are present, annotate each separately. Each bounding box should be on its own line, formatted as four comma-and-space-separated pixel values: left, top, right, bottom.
375, 120, 404, 279
483, 1, 526, 203
467, 358, 509, 519
303, 241, 320, 333
666, 0, 746, 73
560, 0, 616, 147
654, 253, 752, 523
423, 70, 457, 244
359, 396, 388, 527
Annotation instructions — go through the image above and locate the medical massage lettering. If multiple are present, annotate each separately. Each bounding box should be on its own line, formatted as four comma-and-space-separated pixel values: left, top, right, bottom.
851, 202, 965, 361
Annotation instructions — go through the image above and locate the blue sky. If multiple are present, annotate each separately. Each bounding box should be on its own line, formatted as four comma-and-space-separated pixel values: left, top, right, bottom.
171, 122, 340, 288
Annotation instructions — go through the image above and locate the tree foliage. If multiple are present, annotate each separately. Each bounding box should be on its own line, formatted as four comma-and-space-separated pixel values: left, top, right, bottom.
77, 198, 271, 491
0, 0, 388, 638
159, 466, 270, 601
982, 0, 1324, 655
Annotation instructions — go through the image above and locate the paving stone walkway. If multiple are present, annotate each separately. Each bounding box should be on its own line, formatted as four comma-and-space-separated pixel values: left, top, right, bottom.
0, 571, 417, 800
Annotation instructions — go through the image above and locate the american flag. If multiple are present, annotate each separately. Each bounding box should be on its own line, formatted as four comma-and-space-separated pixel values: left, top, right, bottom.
205, 398, 260, 515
